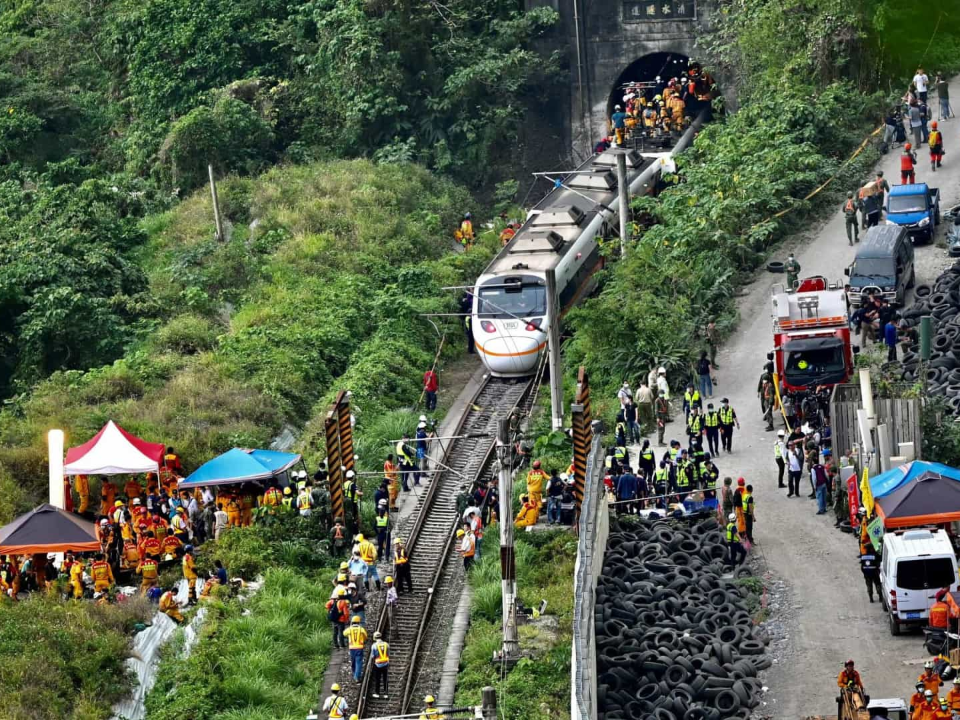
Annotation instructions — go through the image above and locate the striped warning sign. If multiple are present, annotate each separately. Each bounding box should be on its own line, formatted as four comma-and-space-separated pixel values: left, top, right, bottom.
571, 366, 593, 525
337, 393, 355, 477
325, 414, 344, 524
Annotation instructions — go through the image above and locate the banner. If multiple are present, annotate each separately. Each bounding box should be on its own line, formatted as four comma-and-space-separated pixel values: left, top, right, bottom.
860, 468, 874, 518
847, 474, 860, 528
867, 515, 885, 552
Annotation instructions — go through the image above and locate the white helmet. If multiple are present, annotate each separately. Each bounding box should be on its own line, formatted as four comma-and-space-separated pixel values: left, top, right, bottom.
954, 676, 960, 685
346, 470, 356, 479
298, 470, 307, 480
658, 367, 666, 374
728, 513, 737, 522
924, 660, 934, 670
858, 506, 867, 515
419, 415, 427, 423
614, 104, 622, 111
777, 430, 785, 437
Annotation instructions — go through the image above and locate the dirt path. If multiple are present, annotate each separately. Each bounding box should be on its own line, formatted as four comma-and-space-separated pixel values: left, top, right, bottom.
715, 85, 960, 717
628, 81, 960, 717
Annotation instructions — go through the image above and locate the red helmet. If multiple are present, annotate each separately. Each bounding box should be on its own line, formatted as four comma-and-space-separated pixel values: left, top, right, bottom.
533, 460, 542, 469
932, 121, 938, 129
845, 659, 855, 666
905, 142, 912, 150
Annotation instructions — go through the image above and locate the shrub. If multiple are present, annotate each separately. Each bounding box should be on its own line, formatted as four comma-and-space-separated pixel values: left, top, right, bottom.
153, 314, 219, 355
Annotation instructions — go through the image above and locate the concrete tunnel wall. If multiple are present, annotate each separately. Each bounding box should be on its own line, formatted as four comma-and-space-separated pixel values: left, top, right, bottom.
526, 0, 736, 161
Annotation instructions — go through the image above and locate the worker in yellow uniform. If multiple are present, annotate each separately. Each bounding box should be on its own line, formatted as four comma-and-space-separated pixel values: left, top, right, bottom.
356, 534, 381, 591
371, 630, 390, 698
281, 486, 295, 511
514, 495, 539, 528
90, 552, 114, 594
241, 491, 255, 527
262, 483, 282, 514
320, 683, 349, 719
225, 492, 242, 527
458, 213, 475, 249
183, 544, 198, 604
159, 588, 184, 624
100, 478, 117, 516
420, 694, 445, 719
920, 661, 943, 696
384, 454, 399, 511
69, 555, 85, 599
345, 616, 368, 681
124, 477, 142, 503
75, 474, 90, 515
525, 460, 548, 511
137, 555, 159, 596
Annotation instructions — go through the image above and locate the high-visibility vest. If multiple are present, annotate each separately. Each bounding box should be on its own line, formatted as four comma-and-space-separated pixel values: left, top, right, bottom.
901, 153, 914, 171
345, 625, 367, 650
462, 534, 476, 557
774, 442, 783, 459
614, 447, 626, 461
705, 412, 719, 428
676, 464, 690, 488
376, 514, 389, 529
282, 496, 294, 509
726, 522, 739, 543
615, 422, 627, 438
687, 415, 703, 433
395, 548, 408, 564
373, 640, 390, 666
359, 540, 376, 564
641, 451, 653, 464
719, 407, 734, 424
742, 492, 753, 514
654, 468, 669, 484
263, 487, 282, 506
684, 390, 700, 406
324, 695, 348, 719
396, 441, 413, 465
298, 491, 312, 509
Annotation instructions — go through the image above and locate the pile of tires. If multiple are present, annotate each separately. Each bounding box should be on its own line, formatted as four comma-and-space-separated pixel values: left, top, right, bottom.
596, 516, 770, 720
899, 261, 960, 412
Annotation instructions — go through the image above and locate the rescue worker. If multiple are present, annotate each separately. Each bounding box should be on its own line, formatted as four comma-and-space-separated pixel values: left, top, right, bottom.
742, 484, 755, 544
375, 504, 391, 559
137, 554, 159, 596
170, 506, 189, 542
843, 191, 861, 245
526, 460, 548, 511
68, 554, 85, 599
611, 104, 628, 145
163, 447, 183, 475
345, 616, 368, 681
159, 588, 184, 623
356, 533, 380, 591
734, 478, 747, 538
421, 695, 444, 718
914, 690, 938, 720
394, 537, 413, 594
183, 544, 198, 604
161, 532, 183, 558
686, 406, 705, 449
75, 474, 90, 515
240, 490, 255, 526
936, 698, 951, 720
458, 213, 474, 248
331, 517, 347, 554
297, 484, 313, 517
911, 682, 928, 715
920, 661, 943, 696
837, 659, 864, 692
281, 486, 294, 512
225, 492, 242, 527
396, 437, 416, 492
704, 403, 721, 456
90, 552, 114, 595
499, 223, 516, 247
384, 575, 398, 639
946, 676, 960, 713
467, 509, 483, 561
785, 253, 801, 290
515, 494, 539, 528
929, 121, 944, 171
901, 143, 917, 184
326, 587, 351, 648
761, 378, 776, 432
321, 683, 349, 719
725, 513, 746, 566
371, 631, 390, 698
682, 383, 701, 419
384, 454, 399, 511
262, 482, 282, 513
457, 527, 476, 571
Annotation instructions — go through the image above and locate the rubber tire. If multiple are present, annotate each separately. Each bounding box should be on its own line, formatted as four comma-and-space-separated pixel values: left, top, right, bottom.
889, 612, 901, 636
767, 261, 785, 273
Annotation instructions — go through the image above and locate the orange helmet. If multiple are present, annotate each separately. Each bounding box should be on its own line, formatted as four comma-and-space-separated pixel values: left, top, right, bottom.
905, 142, 912, 150
931, 121, 938, 129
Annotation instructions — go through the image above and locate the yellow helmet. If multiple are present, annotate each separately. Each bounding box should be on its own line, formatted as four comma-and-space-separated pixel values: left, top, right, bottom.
456, 529, 465, 537
283, 486, 291, 495
425, 695, 436, 705
350, 716, 359, 720
385, 576, 394, 583
355, 534, 364, 542
331, 683, 341, 692
114, 500, 124, 507
337, 574, 347, 582
394, 537, 404, 544
339, 561, 348, 570
337, 587, 346, 596
351, 615, 361, 624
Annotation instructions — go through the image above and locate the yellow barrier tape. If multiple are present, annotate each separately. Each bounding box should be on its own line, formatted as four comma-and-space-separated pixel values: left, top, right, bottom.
772, 370, 791, 434
753, 125, 884, 228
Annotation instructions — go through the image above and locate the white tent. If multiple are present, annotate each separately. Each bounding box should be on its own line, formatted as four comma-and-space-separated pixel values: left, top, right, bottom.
63, 420, 165, 476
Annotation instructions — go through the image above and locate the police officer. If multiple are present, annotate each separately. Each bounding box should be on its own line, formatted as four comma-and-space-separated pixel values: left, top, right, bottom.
686, 406, 704, 450
726, 512, 746, 566
718, 398, 740, 453
682, 383, 701, 420
653, 462, 669, 509
704, 402, 721, 456
860, 550, 882, 603
637, 440, 655, 480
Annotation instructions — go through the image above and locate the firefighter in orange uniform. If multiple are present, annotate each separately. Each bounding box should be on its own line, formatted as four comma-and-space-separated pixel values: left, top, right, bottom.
837, 659, 864, 692
137, 555, 159, 595
75, 474, 90, 514
100, 478, 117, 516
919, 661, 943, 696
90, 552, 115, 594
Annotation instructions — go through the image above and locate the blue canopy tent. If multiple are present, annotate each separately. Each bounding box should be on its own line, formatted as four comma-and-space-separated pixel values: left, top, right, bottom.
868, 460, 960, 499
178, 448, 302, 488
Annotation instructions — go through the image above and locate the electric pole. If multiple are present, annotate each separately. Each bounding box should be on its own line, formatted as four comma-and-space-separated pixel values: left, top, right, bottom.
545, 269, 564, 431
496, 415, 519, 661
615, 149, 630, 257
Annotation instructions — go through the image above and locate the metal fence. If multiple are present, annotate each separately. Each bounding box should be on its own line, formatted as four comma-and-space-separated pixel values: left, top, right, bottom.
571, 438, 607, 720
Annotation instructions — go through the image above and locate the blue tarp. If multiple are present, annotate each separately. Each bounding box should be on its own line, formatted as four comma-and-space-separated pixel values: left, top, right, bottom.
179, 448, 301, 488
868, 460, 960, 499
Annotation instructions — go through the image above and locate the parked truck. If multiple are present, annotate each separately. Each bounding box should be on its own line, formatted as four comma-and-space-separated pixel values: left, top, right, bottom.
886, 183, 941, 243
772, 276, 854, 393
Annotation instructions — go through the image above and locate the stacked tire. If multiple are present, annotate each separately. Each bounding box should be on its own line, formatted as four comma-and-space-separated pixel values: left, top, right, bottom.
899, 261, 960, 412
596, 516, 770, 720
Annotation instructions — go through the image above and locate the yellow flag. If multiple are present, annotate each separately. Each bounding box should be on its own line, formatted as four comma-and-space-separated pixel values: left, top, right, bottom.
860, 468, 874, 518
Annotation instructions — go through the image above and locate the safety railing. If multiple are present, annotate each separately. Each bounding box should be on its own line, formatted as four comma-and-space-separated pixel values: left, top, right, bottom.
571, 437, 607, 720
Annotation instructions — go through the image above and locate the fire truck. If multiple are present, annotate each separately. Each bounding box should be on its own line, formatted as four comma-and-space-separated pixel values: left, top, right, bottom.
771, 276, 855, 394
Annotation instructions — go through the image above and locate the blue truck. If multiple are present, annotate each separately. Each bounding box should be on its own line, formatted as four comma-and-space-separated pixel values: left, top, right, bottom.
885, 183, 941, 243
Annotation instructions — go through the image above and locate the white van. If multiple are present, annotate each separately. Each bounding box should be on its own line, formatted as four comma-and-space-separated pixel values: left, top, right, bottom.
880, 529, 959, 635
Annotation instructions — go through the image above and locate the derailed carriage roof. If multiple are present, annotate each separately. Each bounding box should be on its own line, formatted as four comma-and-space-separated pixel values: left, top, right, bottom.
483, 150, 656, 277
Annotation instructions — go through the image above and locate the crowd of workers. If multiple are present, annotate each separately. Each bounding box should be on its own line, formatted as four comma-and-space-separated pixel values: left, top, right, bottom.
837, 656, 960, 718
603, 61, 718, 150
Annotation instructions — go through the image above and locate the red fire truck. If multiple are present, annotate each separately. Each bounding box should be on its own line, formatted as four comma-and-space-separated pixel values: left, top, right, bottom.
771, 276, 854, 393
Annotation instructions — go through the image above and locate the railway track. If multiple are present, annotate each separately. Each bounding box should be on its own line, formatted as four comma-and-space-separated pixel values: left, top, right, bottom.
356, 375, 534, 718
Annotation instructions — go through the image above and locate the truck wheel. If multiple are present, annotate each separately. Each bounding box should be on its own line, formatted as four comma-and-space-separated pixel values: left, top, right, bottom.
937, 208, 942, 226
908, 268, 916, 288
889, 612, 901, 636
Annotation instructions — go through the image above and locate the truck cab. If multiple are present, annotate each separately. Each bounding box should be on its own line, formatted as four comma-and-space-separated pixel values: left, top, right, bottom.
886, 183, 941, 243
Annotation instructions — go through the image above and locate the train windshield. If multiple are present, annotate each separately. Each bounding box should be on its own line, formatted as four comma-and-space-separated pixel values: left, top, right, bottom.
477, 281, 546, 318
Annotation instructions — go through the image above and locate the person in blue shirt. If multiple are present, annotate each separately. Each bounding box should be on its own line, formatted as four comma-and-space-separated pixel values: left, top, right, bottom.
611, 105, 628, 146
616, 466, 638, 515
884, 315, 899, 362
214, 559, 227, 586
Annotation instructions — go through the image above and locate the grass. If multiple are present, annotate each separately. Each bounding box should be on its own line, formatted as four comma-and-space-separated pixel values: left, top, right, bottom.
455, 531, 577, 719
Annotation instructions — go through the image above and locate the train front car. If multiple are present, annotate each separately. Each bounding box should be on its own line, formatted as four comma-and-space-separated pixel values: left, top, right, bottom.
472, 273, 548, 377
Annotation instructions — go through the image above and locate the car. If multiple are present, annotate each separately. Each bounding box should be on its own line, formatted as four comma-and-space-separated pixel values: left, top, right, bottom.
885, 183, 941, 243
880, 528, 959, 636
845, 225, 914, 307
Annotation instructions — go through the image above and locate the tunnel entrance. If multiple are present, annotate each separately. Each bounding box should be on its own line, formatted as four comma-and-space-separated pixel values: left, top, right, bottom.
606, 52, 717, 146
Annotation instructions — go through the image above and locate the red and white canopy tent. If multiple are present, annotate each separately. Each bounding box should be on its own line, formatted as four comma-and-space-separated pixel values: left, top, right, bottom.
63, 420, 165, 476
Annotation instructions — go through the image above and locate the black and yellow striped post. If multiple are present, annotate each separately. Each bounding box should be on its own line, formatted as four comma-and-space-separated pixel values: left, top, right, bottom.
336, 391, 355, 478
570, 366, 593, 526
325, 413, 344, 524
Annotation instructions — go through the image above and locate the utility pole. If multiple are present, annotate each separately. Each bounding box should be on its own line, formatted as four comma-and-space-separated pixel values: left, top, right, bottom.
545, 269, 564, 431
481, 686, 498, 720
208, 163, 224, 242
614, 150, 630, 257
495, 416, 519, 662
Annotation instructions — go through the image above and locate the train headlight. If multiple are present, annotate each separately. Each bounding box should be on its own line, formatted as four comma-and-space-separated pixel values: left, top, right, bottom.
525, 319, 543, 331
481, 321, 497, 333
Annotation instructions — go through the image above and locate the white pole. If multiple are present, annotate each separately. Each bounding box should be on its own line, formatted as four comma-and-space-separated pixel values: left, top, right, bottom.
545, 270, 564, 431
615, 152, 629, 258
497, 417, 519, 659
48, 429, 65, 509
859, 369, 876, 427
876, 423, 892, 473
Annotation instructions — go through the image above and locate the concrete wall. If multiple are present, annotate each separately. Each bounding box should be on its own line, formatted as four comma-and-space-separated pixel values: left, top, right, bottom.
529, 0, 729, 159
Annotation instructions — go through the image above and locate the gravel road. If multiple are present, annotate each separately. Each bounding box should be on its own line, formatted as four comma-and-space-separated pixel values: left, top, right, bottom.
628, 79, 960, 718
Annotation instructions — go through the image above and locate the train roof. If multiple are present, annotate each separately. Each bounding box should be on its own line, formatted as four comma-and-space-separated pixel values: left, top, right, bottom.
481, 149, 657, 278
